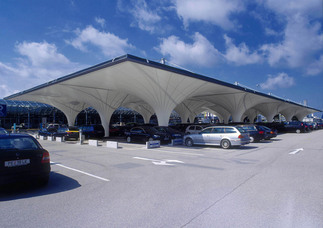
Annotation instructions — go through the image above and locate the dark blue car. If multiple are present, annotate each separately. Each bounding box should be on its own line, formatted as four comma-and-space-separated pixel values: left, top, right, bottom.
0, 134, 51, 186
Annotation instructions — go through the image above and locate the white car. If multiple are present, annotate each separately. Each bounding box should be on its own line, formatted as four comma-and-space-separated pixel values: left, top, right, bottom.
184, 126, 250, 149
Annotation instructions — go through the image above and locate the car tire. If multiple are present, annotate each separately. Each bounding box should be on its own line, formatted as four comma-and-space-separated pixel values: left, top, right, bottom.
126, 136, 131, 143
249, 136, 254, 143
185, 138, 194, 147
221, 139, 231, 149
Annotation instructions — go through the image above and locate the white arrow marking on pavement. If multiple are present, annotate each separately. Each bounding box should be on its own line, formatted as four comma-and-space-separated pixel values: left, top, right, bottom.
133, 157, 184, 166
289, 148, 304, 155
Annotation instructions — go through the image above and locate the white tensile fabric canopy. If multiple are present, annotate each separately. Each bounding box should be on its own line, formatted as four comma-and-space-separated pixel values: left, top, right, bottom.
5, 54, 320, 136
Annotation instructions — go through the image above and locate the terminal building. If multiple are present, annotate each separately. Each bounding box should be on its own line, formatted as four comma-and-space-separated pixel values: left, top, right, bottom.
3, 54, 321, 136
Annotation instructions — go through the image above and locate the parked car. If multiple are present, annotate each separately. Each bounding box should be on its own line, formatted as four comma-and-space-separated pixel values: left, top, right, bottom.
153, 126, 184, 141
185, 125, 205, 135
237, 124, 264, 142
255, 125, 277, 140
0, 127, 8, 134
0, 134, 51, 186
283, 121, 308, 133
125, 126, 170, 144
54, 126, 79, 140
184, 126, 250, 149
79, 125, 105, 139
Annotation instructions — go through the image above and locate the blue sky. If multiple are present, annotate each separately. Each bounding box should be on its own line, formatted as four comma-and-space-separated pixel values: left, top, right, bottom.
0, 0, 322, 116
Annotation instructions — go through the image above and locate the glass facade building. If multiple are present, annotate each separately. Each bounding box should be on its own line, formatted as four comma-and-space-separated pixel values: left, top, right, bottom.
0, 99, 181, 129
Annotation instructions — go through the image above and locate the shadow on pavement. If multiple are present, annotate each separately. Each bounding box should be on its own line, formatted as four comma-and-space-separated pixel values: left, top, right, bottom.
0, 172, 81, 201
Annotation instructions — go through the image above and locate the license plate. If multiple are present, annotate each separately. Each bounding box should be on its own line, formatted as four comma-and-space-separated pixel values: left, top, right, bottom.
5, 159, 30, 167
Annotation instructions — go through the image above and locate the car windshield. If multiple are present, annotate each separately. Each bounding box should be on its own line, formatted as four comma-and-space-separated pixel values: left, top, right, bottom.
0, 137, 39, 150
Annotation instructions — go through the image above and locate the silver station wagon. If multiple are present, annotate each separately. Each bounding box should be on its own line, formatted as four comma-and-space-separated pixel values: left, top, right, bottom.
184, 126, 250, 149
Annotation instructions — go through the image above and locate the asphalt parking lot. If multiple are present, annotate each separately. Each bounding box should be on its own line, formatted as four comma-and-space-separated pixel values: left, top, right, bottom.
1, 130, 323, 228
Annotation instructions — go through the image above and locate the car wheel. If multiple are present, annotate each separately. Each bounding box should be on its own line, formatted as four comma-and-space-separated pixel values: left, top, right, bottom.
296, 129, 301, 134
221, 139, 231, 149
185, 138, 194, 147
249, 136, 254, 143
126, 136, 131, 143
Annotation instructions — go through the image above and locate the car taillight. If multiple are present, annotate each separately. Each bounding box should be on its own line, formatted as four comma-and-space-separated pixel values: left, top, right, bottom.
238, 135, 243, 138
42, 151, 50, 163
259, 131, 264, 134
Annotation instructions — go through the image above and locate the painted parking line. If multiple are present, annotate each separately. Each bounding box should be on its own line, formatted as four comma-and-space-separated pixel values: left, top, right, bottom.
51, 162, 110, 182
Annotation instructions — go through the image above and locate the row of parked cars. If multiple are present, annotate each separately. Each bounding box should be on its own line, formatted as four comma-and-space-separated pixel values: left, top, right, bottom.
121, 123, 278, 149
123, 120, 323, 149
38, 124, 105, 140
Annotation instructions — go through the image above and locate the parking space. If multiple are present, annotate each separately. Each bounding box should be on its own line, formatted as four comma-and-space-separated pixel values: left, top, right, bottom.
1, 130, 323, 227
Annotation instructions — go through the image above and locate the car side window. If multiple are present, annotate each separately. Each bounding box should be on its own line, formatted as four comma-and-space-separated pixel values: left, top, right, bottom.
201, 128, 212, 134
131, 128, 142, 133
197, 126, 203, 130
189, 126, 195, 130
213, 128, 224, 133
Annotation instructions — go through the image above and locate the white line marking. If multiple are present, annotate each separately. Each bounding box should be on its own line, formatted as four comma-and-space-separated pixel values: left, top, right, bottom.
289, 148, 304, 155
51, 162, 110, 182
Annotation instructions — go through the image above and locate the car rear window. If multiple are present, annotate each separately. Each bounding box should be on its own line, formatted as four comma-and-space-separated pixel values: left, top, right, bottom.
236, 127, 247, 133
224, 128, 236, 133
0, 137, 39, 150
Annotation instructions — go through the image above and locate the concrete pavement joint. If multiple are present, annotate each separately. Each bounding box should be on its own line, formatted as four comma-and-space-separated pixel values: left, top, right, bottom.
181, 172, 259, 227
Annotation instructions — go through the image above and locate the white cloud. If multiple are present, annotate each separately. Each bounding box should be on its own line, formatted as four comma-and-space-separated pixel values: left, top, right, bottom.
95, 17, 106, 27
16, 41, 70, 67
130, 0, 162, 33
261, 14, 322, 71
157, 32, 222, 67
67, 25, 134, 58
174, 0, 244, 30
0, 41, 84, 98
223, 35, 263, 65
117, 0, 165, 33
259, 0, 323, 76
306, 55, 323, 76
260, 72, 295, 90
262, 0, 321, 18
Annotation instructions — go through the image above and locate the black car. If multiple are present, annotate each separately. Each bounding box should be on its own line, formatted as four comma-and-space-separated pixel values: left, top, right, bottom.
255, 125, 277, 140
283, 121, 308, 133
54, 126, 79, 140
125, 126, 169, 144
0, 134, 51, 186
237, 125, 265, 142
0, 127, 8, 134
79, 125, 105, 139
154, 126, 184, 141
